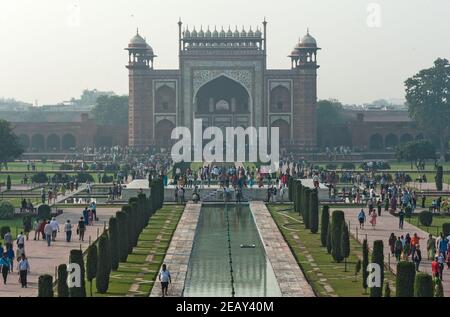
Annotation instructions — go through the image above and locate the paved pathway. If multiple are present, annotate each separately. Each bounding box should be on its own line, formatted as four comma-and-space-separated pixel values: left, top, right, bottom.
0, 206, 118, 297
250, 202, 315, 297
150, 203, 200, 297
340, 208, 450, 296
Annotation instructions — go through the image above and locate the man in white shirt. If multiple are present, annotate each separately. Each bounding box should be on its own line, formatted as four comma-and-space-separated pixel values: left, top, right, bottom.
159, 264, 171, 297
50, 217, 60, 241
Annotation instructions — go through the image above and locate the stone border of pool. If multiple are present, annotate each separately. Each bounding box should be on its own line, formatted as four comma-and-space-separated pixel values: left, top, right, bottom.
250, 202, 315, 297
150, 202, 201, 297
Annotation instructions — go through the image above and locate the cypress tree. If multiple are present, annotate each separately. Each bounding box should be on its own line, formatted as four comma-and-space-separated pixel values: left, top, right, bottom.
57, 264, 69, 297
96, 233, 112, 294
296, 182, 302, 216
370, 240, 384, 297
331, 210, 345, 263
303, 188, 311, 229
326, 222, 332, 254
396, 261, 416, 297
309, 189, 319, 233
69, 249, 86, 297
38, 274, 53, 297
341, 222, 350, 272
384, 282, 391, 297
6, 175, 11, 191
130, 201, 139, 246
435, 165, 443, 191
108, 216, 120, 271
115, 211, 129, 262
362, 239, 369, 293
414, 273, 433, 297
321, 206, 330, 247
86, 244, 98, 297
121, 205, 134, 253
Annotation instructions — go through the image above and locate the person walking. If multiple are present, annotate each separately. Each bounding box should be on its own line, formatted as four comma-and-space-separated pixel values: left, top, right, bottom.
4, 231, 12, 251
77, 217, 86, 242
398, 209, 405, 230
432, 256, 440, 279
388, 233, 396, 256
394, 236, 403, 261
33, 219, 41, 241
411, 233, 424, 261
44, 221, 53, 247
16, 232, 25, 250
159, 264, 171, 297
427, 234, 436, 260
358, 209, 366, 229
6, 247, 14, 273
369, 210, 377, 230
413, 246, 422, 272
0, 253, 10, 284
17, 254, 30, 288
377, 199, 382, 217
64, 220, 73, 242
438, 252, 445, 281
50, 217, 59, 241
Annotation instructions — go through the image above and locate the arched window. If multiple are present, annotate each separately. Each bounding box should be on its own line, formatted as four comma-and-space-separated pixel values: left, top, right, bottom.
271, 119, 290, 146
270, 86, 291, 113
155, 119, 175, 147
155, 85, 176, 113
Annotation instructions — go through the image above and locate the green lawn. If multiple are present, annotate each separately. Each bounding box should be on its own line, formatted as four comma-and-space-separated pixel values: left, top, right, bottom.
87, 204, 184, 297
268, 204, 396, 297
0, 217, 36, 236
404, 213, 450, 236
1, 162, 62, 171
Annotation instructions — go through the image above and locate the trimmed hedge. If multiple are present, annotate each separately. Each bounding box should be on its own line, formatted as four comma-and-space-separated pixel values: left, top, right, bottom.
419, 211, 433, 227
303, 188, 311, 229
57, 264, 69, 297
435, 166, 443, 191
396, 261, 416, 297
0, 226, 10, 239
96, 233, 111, 294
108, 216, 120, 271
362, 239, 369, 292
6, 175, 11, 190
0, 202, 14, 220
38, 275, 53, 297
86, 244, 98, 297
116, 211, 129, 262
341, 222, 350, 261
434, 278, 444, 297
414, 273, 433, 297
32, 172, 48, 183
326, 222, 332, 254
309, 189, 319, 234
331, 210, 345, 263
69, 249, 86, 297
37, 204, 51, 220
370, 240, 384, 297
320, 206, 330, 247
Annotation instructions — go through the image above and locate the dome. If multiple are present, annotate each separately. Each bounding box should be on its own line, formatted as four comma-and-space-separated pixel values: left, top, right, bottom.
212, 27, 219, 37
205, 27, 212, 37
129, 30, 147, 48
219, 27, 226, 37
234, 26, 240, 37
300, 30, 317, 47
248, 27, 254, 37
289, 49, 300, 57
191, 27, 198, 37
255, 28, 262, 37
146, 43, 155, 56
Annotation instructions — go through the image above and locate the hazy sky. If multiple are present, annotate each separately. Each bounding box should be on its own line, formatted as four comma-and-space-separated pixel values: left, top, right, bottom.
1, 0, 449, 105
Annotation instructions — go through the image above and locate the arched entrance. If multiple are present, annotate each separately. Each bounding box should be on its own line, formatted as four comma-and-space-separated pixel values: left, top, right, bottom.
62, 134, 76, 151
369, 134, 383, 150
31, 134, 45, 152
271, 119, 290, 146
47, 134, 60, 151
19, 134, 30, 149
155, 119, 175, 148
194, 75, 251, 129
385, 134, 398, 149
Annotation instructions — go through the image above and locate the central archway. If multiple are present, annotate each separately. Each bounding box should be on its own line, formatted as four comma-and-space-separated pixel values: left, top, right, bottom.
194, 75, 251, 129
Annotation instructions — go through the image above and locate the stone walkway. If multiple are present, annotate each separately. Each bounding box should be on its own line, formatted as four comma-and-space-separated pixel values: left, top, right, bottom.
340, 208, 450, 296
150, 203, 201, 297
250, 202, 315, 297
0, 207, 118, 297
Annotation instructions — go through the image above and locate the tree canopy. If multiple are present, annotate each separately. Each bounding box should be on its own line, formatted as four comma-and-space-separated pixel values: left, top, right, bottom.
0, 119, 23, 163
92, 95, 128, 126
405, 58, 450, 158
395, 140, 436, 167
